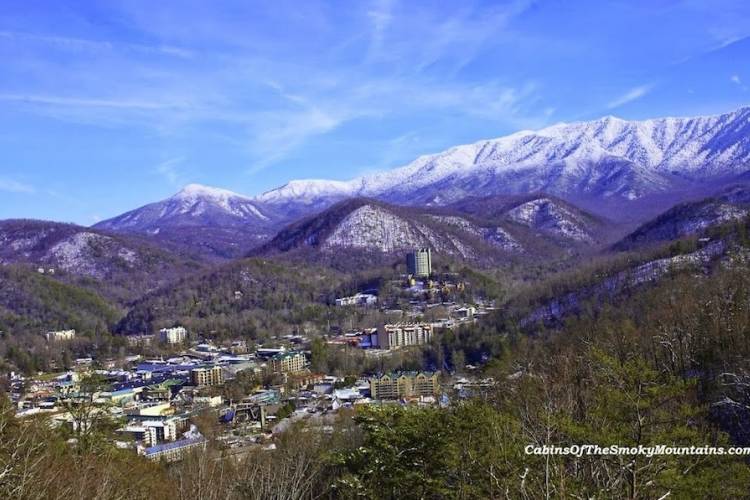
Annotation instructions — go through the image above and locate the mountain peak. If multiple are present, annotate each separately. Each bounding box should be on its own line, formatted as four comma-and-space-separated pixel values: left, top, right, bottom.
173, 183, 250, 201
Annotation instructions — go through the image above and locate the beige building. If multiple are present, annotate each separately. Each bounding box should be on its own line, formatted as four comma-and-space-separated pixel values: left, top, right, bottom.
407, 248, 432, 277
270, 351, 306, 374
369, 372, 439, 400
45, 329, 76, 342
159, 326, 187, 344
191, 366, 224, 387
377, 323, 433, 349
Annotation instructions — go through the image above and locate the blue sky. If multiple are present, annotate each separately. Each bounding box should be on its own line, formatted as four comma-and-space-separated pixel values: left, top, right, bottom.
1, 0, 749, 224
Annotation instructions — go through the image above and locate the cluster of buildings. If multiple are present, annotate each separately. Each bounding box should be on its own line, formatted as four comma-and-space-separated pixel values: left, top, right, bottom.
7, 248, 504, 462
326, 323, 434, 350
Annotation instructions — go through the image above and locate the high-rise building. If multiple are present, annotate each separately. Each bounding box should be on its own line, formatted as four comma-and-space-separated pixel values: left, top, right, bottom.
377, 323, 433, 349
159, 326, 187, 344
407, 248, 432, 277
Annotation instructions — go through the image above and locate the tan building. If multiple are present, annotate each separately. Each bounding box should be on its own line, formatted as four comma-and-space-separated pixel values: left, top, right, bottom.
45, 329, 76, 342
190, 366, 224, 387
369, 372, 439, 400
377, 323, 433, 349
270, 351, 306, 374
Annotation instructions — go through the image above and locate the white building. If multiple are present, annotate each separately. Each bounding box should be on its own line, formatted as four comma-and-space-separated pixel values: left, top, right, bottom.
335, 293, 378, 307
377, 323, 433, 349
45, 329, 76, 342
159, 327, 187, 345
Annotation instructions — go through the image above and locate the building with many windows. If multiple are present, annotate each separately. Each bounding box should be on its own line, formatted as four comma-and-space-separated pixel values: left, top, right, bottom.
190, 365, 224, 387
45, 329, 76, 342
406, 248, 432, 277
269, 351, 306, 374
369, 372, 439, 400
141, 437, 206, 462
377, 323, 433, 349
335, 293, 378, 307
159, 326, 187, 344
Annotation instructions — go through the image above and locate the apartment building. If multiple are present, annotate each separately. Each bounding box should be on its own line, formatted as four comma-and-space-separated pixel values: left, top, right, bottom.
270, 351, 306, 374
377, 322, 433, 349
45, 329, 76, 342
369, 372, 439, 400
159, 326, 187, 345
190, 365, 224, 387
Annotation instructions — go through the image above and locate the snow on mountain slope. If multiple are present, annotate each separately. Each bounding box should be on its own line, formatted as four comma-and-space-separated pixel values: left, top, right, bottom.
257, 198, 524, 262
0, 219, 201, 301
257, 107, 750, 210
98, 184, 270, 231
95, 184, 278, 260
429, 215, 523, 251
506, 198, 594, 242
614, 185, 750, 250
256, 196, 609, 267
323, 204, 443, 253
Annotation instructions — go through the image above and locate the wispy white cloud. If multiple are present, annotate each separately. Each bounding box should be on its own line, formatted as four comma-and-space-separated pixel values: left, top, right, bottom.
155, 157, 186, 186
731, 74, 742, 85
607, 84, 654, 109
0, 177, 35, 194
0, 93, 187, 110
0, 30, 193, 58
367, 0, 395, 54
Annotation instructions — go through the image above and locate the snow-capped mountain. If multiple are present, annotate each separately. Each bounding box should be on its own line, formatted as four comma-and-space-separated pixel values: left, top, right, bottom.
97, 184, 270, 231
95, 184, 279, 260
257, 107, 750, 218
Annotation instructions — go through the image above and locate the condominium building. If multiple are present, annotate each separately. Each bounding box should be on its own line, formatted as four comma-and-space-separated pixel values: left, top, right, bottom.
159, 326, 187, 345
45, 329, 76, 342
190, 365, 224, 387
270, 351, 306, 374
407, 248, 432, 277
377, 323, 433, 349
335, 293, 378, 307
142, 438, 206, 462
369, 372, 439, 400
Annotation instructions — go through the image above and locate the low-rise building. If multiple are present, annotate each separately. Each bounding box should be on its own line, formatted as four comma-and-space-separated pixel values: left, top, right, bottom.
45, 329, 76, 342
335, 293, 378, 307
377, 323, 433, 349
141, 437, 206, 462
126, 334, 155, 347
369, 372, 439, 400
159, 327, 187, 345
270, 351, 306, 374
